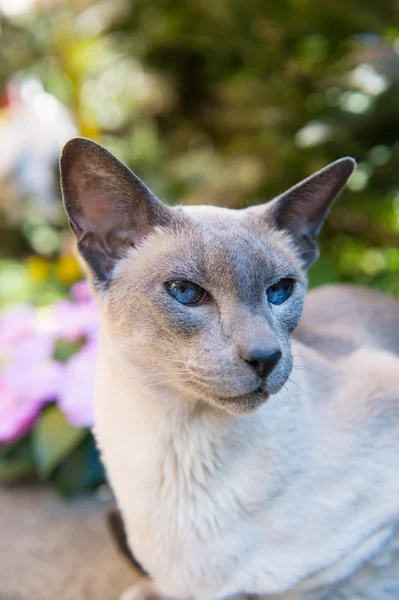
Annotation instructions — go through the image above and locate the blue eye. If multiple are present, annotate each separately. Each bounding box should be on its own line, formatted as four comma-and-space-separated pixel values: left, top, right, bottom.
267, 278, 293, 305
165, 280, 207, 305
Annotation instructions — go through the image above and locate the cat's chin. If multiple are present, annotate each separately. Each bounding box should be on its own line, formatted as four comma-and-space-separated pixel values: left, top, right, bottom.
169, 380, 271, 414
183, 386, 270, 415
216, 389, 270, 414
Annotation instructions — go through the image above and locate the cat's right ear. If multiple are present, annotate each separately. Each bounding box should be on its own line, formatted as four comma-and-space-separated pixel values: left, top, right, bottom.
60, 137, 175, 288
248, 157, 355, 269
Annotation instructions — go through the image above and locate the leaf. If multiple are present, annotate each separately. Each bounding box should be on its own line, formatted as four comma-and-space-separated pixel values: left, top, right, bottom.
32, 405, 86, 478
0, 455, 35, 482
52, 442, 88, 497
54, 338, 85, 363
52, 434, 105, 498
84, 434, 106, 488
0, 438, 36, 483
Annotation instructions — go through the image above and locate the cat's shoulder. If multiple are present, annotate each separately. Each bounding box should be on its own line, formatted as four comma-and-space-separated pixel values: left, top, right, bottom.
294, 284, 399, 359
304, 283, 399, 316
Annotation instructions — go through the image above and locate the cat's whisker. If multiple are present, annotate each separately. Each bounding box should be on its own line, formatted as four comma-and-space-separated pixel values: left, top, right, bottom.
280, 383, 294, 407
146, 376, 196, 387
292, 355, 314, 372
286, 378, 305, 396
292, 365, 313, 373
296, 249, 316, 256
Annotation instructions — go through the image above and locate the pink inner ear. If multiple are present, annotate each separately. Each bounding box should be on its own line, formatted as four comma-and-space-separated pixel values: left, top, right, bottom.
66, 159, 140, 251
77, 189, 120, 236
61, 137, 178, 284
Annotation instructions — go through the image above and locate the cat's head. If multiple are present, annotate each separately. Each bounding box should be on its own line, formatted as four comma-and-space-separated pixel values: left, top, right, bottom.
60, 139, 355, 414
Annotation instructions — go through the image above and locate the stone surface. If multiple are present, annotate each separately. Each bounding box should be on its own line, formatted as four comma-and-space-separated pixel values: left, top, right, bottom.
0, 485, 139, 600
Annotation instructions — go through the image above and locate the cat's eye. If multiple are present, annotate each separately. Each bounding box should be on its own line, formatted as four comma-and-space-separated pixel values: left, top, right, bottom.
165, 280, 207, 305
267, 278, 294, 305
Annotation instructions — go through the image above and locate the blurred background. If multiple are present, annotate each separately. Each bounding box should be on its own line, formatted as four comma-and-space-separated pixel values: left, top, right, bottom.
1, 0, 399, 497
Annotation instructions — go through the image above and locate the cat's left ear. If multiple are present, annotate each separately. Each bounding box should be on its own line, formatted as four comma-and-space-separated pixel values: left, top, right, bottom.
60, 137, 176, 288
252, 158, 356, 268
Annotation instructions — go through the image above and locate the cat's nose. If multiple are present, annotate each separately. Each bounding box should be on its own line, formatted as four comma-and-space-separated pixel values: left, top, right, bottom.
242, 348, 282, 379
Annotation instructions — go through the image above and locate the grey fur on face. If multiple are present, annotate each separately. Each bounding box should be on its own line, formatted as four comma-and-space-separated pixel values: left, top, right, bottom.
60, 138, 355, 414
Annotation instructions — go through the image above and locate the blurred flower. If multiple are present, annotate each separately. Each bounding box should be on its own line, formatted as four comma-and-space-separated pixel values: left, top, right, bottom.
0, 304, 34, 356
54, 255, 83, 285
0, 280, 99, 442
51, 298, 99, 342
34, 280, 98, 343
58, 342, 96, 428
71, 279, 93, 302
0, 329, 63, 443
26, 256, 51, 283
0, 360, 63, 443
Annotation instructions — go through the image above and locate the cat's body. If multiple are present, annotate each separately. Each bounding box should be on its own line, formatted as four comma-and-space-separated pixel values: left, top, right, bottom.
96, 282, 399, 600
60, 139, 399, 600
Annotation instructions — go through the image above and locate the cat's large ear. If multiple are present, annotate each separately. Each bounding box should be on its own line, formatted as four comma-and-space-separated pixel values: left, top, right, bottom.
60, 138, 175, 287
255, 158, 356, 268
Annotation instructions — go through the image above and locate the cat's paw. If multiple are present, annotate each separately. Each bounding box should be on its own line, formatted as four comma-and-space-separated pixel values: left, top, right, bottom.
119, 579, 174, 600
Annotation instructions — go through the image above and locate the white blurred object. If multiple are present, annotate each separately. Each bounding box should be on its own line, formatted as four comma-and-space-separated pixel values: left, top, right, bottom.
349, 64, 388, 96
295, 121, 333, 148
0, 0, 35, 18
0, 0, 69, 19
0, 77, 77, 220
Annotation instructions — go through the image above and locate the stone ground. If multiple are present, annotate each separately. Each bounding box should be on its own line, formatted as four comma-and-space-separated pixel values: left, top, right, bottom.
0, 485, 140, 600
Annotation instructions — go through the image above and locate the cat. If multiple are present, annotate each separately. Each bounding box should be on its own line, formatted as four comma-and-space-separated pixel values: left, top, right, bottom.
60, 138, 399, 600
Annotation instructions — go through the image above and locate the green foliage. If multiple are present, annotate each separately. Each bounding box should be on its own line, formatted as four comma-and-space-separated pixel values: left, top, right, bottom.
1, 0, 398, 297
52, 435, 105, 498
0, 407, 105, 497
0, 438, 36, 483
54, 338, 85, 363
32, 405, 86, 478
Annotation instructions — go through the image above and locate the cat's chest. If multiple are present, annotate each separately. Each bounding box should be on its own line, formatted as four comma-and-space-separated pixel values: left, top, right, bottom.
109, 429, 267, 542
98, 416, 275, 596
328, 527, 399, 600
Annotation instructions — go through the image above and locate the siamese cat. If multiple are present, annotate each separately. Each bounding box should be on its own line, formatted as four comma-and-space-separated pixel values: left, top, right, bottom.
60, 138, 399, 600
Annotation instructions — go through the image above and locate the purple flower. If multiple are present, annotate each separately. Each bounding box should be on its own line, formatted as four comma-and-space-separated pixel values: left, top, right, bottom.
71, 279, 93, 302
0, 281, 100, 443
0, 305, 34, 355
43, 299, 99, 343
0, 356, 63, 444
0, 378, 39, 444
58, 342, 96, 429
0, 306, 63, 443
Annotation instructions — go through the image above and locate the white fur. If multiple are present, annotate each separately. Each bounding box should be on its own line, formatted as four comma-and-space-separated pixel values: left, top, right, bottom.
95, 319, 399, 600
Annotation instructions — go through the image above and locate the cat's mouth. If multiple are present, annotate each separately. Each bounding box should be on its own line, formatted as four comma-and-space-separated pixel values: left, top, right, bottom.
179, 379, 270, 413
217, 386, 269, 411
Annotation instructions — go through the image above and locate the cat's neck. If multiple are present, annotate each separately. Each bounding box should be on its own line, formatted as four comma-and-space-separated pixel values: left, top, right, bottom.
96, 326, 314, 490
95, 327, 399, 598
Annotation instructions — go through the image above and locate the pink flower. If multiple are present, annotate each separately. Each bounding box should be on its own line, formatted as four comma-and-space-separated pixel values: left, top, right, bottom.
0, 305, 34, 355
58, 342, 96, 429
0, 378, 39, 443
33, 292, 99, 344
0, 358, 63, 444
51, 300, 99, 342
13, 332, 54, 363
0, 280, 99, 443
71, 279, 94, 302
0, 307, 63, 443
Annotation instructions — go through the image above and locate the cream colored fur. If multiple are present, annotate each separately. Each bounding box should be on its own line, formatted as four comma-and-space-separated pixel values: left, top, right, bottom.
95, 281, 399, 600
59, 139, 399, 600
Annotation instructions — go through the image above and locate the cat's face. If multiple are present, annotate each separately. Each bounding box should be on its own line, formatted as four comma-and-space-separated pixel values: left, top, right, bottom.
60, 139, 355, 414
105, 207, 306, 413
